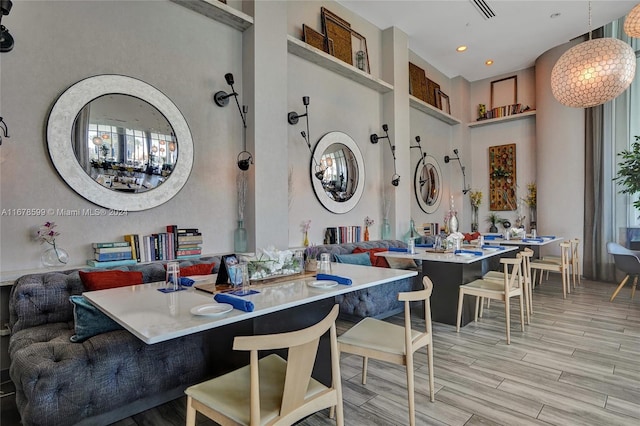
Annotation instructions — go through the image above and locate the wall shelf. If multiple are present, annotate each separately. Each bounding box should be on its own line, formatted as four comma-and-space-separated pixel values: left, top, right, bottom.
409, 95, 461, 125
170, 0, 253, 32
467, 110, 536, 128
287, 35, 393, 94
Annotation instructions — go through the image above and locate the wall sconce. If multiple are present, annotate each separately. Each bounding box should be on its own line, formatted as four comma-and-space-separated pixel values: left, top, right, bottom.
410, 135, 427, 167
444, 149, 470, 194
288, 96, 323, 180
371, 124, 399, 187
0, 116, 9, 145
0, 0, 13, 53
214, 73, 253, 171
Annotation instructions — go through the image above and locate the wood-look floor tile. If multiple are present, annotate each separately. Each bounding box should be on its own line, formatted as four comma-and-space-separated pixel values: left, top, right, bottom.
605, 396, 640, 420
471, 354, 563, 383
559, 371, 640, 404
537, 402, 638, 426
521, 351, 614, 376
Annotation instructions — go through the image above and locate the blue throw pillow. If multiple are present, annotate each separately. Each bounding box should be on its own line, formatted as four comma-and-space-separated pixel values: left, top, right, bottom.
69, 295, 123, 343
334, 252, 372, 266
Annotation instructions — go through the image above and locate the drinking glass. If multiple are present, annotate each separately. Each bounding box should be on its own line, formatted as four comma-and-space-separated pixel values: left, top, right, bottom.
166, 261, 180, 291
230, 263, 250, 295
319, 253, 332, 275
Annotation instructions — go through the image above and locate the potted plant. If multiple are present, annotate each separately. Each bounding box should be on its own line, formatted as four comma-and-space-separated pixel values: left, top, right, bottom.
486, 213, 502, 233
615, 136, 640, 216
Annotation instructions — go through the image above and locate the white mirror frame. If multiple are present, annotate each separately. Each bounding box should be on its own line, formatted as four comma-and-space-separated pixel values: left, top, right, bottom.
311, 131, 365, 214
47, 74, 194, 211
414, 154, 442, 214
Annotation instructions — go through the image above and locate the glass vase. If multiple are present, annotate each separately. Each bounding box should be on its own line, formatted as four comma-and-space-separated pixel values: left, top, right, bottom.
529, 207, 537, 230
471, 207, 479, 232
41, 245, 69, 267
403, 219, 421, 244
448, 213, 459, 234
381, 218, 391, 240
303, 231, 309, 247
234, 220, 248, 253
364, 226, 370, 241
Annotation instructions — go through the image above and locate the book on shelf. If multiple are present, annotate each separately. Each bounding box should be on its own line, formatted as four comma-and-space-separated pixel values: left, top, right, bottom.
86, 259, 137, 268
123, 234, 141, 262
92, 241, 131, 249
176, 248, 202, 256
422, 222, 440, 236
324, 225, 362, 244
94, 251, 133, 261
94, 246, 132, 254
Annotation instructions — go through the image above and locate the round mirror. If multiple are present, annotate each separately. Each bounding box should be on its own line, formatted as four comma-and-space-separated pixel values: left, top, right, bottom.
414, 155, 442, 214
311, 131, 365, 214
47, 75, 193, 211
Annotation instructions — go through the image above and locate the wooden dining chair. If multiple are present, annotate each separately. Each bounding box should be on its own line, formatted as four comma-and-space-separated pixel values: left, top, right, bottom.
337, 277, 435, 426
457, 254, 525, 345
184, 305, 343, 426
530, 241, 571, 299
542, 238, 581, 289
483, 248, 534, 319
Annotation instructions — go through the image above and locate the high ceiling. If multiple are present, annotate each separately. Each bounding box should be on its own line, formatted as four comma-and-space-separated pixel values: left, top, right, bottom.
337, 0, 638, 82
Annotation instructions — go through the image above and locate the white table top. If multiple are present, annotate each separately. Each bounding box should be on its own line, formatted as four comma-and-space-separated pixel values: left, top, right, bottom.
83, 263, 417, 345
376, 245, 519, 264
482, 236, 563, 246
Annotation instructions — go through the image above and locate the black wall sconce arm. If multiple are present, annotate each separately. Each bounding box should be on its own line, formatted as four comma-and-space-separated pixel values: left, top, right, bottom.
0, 116, 9, 145
410, 135, 427, 167
215, 73, 253, 170
444, 149, 470, 194
371, 124, 400, 186
288, 96, 323, 180
0, 0, 13, 53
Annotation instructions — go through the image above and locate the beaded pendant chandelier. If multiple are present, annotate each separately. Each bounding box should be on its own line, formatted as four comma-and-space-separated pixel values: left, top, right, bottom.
550, 2, 636, 108
624, 3, 640, 38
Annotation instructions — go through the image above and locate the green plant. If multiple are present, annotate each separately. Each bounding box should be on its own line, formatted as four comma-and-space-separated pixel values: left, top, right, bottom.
615, 136, 640, 212
486, 213, 502, 225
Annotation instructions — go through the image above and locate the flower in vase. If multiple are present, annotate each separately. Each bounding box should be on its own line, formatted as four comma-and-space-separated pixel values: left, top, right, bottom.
301, 220, 311, 234
469, 190, 482, 208
36, 222, 60, 246
524, 182, 537, 208
364, 216, 375, 227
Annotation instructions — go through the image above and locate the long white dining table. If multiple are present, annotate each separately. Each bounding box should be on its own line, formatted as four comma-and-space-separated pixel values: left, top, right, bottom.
482, 235, 564, 258
376, 246, 519, 326
83, 262, 417, 345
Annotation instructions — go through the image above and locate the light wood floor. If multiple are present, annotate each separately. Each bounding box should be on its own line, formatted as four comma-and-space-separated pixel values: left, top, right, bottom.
3, 275, 640, 425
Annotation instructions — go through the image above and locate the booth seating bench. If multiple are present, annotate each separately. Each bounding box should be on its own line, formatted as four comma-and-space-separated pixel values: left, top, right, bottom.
8, 240, 413, 425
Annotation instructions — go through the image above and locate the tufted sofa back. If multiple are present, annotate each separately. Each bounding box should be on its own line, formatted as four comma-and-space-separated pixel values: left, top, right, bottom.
311, 240, 407, 261
9, 257, 221, 334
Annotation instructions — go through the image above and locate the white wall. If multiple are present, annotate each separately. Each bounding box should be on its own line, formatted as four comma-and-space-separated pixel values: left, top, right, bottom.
0, 1, 244, 271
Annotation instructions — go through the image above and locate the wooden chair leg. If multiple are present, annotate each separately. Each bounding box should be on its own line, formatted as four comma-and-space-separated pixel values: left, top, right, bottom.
456, 291, 464, 332
561, 268, 567, 299
362, 357, 368, 385
427, 343, 435, 402
406, 354, 416, 426
504, 296, 511, 345
631, 276, 638, 300
474, 296, 480, 322
186, 396, 197, 426
518, 293, 525, 330
610, 275, 630, 302
479, 297, 484, 318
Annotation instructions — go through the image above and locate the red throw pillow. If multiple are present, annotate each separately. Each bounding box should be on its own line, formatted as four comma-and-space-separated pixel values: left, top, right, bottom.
464, 232, 481, 242
352, 247, 390, 268
79, 270, 144, 291
179, 262, 216, 276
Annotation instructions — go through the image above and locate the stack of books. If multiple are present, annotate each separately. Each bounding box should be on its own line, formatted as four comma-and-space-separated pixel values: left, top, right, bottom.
88, 241, 136, 267
174, 227, 203, 259
324, 226, 362, 244
422, 222, 440, 236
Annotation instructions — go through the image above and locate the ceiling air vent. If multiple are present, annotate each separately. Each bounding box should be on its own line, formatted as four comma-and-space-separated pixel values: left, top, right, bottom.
469, 0, 496, 20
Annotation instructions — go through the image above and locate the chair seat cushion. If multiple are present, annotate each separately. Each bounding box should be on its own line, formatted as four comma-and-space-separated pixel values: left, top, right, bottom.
334, 252, 372, 266
338, 317, 420, 356
185, 354, 328, 425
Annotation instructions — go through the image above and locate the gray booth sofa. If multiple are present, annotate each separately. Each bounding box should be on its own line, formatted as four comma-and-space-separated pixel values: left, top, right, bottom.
8, 240, 414, 426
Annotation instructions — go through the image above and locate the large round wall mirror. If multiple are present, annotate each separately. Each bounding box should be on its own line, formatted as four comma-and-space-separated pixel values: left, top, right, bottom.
47, 75, 194, 211
311, 131, 365, 214
414, 155, 442, 214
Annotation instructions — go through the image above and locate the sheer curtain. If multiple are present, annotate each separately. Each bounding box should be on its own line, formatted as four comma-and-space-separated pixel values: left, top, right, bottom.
584, 21, 638, 281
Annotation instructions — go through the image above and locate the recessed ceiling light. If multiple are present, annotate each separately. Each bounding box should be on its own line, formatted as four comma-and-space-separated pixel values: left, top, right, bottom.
550, 12, 561, 19
456, 45, 467, 52
485, 59, 494, 66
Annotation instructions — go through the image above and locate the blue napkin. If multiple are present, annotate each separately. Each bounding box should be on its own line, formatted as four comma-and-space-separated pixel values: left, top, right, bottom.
540, 235, 556, 239
483, 235, 499, 240
214, 293, 254, 312
522, 238, 544, 243
416, 243, 434, 248
229, 289, 260, 296
454, 249, 483, 256
482, 245, 505, 250
157, 287, 187, 293
388, 247, 408, 252
167, 276, 195, 287
316, 273, 352, 285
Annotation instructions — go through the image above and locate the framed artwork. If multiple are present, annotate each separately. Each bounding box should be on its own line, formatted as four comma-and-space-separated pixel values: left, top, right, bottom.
303, 24, 329, 54
491, 75, 517, 109
436, 88, 451, 114
489, 143, 517, 211
321, 8, 353, 65
351, 30, 370, 73
426, 78, 440, 107
216, 254, 239, 284
409, 62, 428, 102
